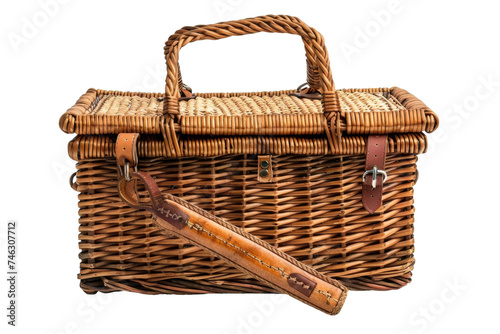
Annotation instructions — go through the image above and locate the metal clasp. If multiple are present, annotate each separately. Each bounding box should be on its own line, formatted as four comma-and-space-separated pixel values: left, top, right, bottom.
296, 82, 309, 92
362, 165, 387, 189
118, 161, 137, 182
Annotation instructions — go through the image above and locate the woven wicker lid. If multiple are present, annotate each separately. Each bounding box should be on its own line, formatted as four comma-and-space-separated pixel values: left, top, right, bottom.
59, 87, 438, 136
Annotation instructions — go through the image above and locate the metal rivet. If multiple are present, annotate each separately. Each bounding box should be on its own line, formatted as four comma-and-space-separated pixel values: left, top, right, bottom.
260, 160, 269, 168
260, 169, 269, 178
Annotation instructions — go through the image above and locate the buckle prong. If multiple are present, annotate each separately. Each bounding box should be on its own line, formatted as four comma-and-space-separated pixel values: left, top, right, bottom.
118, 161, 137, 182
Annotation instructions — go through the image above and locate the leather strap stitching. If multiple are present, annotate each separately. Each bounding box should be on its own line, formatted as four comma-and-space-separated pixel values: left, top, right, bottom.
182, 220, 333, 301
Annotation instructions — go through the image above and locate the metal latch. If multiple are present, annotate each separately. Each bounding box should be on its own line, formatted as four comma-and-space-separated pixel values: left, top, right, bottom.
258, 155, 273, 183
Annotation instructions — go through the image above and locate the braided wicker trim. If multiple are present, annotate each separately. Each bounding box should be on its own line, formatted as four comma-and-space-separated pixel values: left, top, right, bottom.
67, 133, 427, 160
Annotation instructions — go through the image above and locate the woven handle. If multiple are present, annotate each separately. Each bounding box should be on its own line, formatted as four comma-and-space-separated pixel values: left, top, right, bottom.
165, 16, 325, 98
163, 15, 338, 119
118, 171, 347, 315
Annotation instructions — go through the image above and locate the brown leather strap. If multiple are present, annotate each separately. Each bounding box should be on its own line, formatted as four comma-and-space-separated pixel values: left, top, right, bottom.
118, 172, 348, 315
116, 133, 139, 166
362, 135, 388, 213
118, 172, 189, 230
288, 92, 323, 100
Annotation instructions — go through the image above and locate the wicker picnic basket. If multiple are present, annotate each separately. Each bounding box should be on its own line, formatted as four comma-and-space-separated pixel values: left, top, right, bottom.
59, 15, 438, 313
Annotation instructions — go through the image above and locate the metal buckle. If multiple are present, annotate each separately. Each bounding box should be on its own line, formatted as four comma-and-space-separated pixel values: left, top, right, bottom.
118, 161, 137, 182
296, 82, 309, 92
362, 165, 387, 189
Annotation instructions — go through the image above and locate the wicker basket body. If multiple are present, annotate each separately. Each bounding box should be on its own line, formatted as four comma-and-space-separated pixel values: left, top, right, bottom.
59, 15, 438, 294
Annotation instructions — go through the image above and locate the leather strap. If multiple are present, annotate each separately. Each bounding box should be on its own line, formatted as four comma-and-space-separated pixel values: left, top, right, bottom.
362, 135, 388, 214
117, 172, 348, 315
118, 172, 189, 230
116, 133, 139, 166
288, 92, 323, 100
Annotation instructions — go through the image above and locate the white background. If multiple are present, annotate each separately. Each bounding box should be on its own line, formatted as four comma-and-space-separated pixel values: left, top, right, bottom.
1, 0, 499, 333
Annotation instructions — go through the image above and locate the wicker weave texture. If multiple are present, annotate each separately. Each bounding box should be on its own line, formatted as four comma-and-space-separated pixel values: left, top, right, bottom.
68, 133, 427, 160
82, 91, 405, 117
75, 153, 417, 293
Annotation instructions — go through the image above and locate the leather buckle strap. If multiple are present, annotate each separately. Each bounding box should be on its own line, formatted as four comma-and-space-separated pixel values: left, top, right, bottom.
362, 135, 388, 214
116, 133, 139, 166
118, 172, 190, 230
116, 133, 140, 181
363, 165, 387, 189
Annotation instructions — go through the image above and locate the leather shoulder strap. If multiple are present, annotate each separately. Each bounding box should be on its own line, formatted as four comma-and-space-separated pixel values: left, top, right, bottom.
118, 172, 348, 315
